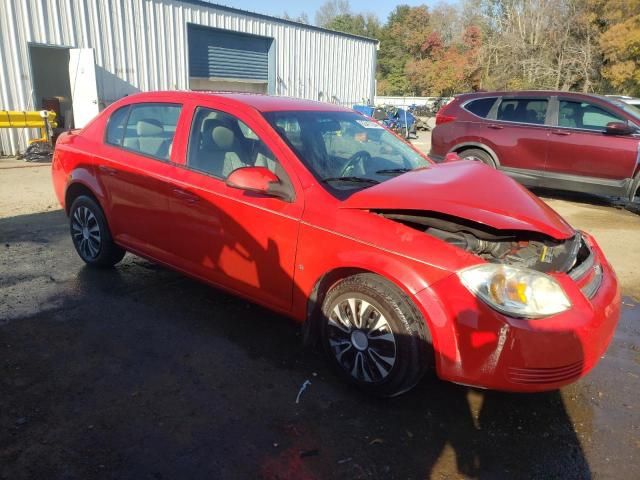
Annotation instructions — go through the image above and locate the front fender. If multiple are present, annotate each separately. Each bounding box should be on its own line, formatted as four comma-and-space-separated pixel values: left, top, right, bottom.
292, 222, 452, 322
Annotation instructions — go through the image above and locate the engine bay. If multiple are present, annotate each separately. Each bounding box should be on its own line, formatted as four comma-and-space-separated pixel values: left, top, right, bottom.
376, 210, 583, 273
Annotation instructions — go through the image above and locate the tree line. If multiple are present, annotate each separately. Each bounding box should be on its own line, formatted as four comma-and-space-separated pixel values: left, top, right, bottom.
285, 0, 640, 97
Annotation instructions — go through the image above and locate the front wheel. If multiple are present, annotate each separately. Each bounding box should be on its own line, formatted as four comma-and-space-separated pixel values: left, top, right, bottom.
321, 273, 433, 397
69, 195, 125, 267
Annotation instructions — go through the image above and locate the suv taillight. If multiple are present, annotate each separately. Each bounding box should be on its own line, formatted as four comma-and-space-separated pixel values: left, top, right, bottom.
435, 105, 456, 125
435, 113, 456, 125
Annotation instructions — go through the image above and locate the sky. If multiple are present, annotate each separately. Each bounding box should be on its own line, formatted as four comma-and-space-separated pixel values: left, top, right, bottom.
212, 1, 451, 24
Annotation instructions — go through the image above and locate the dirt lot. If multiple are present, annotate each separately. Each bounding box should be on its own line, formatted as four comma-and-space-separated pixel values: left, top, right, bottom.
1, 153, 639, 479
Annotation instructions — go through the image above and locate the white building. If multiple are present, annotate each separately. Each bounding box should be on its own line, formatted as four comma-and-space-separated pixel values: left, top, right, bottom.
0, 0, 378, 155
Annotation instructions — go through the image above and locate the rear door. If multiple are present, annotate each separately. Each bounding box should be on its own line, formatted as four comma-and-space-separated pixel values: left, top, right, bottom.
97, 102, 183, 260
545, 97, 638, 182
487, 96, 551, 177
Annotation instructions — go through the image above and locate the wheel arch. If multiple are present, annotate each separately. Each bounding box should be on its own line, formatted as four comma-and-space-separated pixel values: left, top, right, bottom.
64, 168, 107, 215
450, 142, 500, 167
302, 264, 432, 349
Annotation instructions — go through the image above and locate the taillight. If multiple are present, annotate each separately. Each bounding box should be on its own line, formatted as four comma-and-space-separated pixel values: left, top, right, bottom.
435, 113, 456, 125
435, 102, 456, 125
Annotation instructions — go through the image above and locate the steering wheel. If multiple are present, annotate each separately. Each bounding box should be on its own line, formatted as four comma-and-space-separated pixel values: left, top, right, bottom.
340, 150, 371, 177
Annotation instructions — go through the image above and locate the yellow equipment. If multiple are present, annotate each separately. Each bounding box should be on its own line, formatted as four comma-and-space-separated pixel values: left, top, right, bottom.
0, 110, 58, 144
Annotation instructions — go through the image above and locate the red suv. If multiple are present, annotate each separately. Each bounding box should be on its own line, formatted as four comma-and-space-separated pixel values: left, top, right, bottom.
430, 91, 640, 203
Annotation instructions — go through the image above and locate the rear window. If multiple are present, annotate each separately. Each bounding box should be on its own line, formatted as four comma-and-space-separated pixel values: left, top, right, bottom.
464, 98, 496, 118
497, 99, 548, 125
105, 106, 130, 146
114, 103, 182, 161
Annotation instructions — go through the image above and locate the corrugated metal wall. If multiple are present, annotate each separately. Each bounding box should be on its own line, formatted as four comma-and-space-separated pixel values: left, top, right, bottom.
0, 0, 377, 155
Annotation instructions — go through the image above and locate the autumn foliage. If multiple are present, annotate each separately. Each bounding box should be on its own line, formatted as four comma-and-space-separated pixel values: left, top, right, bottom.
322, 1, 640, 97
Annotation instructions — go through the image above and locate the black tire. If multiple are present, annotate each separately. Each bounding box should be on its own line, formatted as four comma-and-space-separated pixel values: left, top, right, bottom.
320, 273, 432, 397
69, 195, 125, 267
458, 148, 496, 168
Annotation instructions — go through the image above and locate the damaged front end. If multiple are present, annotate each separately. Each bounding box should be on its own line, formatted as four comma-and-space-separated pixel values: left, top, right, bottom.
376, 210, 584, 274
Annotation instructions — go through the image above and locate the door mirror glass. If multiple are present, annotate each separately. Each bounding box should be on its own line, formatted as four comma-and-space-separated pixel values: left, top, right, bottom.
225, 166, 292, 201
605, 121, 635, 135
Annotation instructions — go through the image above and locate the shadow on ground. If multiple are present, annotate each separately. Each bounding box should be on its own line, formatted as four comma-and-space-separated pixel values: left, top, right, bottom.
0, 209, 600, 479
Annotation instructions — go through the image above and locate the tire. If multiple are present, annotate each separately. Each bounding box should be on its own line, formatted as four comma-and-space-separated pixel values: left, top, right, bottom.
458, 148, 496, 168
69, 195, 125, 267
320, 273, 432, 397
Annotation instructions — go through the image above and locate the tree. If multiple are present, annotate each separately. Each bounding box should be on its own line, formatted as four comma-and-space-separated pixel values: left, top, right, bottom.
281, 12, 310, 24
376, 5, 432, 95
324, 13, 381, 38
598, 1, 640, 95
315, 0, 350, 27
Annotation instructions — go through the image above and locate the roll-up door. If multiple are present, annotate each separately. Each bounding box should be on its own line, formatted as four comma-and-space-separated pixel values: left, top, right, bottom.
188, 24, 273, 93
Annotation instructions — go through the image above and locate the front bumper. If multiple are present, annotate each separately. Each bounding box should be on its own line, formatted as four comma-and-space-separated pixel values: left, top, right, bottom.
415, 233, 621, 392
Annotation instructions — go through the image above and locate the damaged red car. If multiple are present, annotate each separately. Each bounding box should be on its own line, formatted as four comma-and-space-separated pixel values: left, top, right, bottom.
52, 92, 620, 396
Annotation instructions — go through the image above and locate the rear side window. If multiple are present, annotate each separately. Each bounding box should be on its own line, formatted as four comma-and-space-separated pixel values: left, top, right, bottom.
464, 98, 496, 118
559, 100, 623, 131
105, 106, 130, 146
115, 103, 181, 160
497, 99, 548, 125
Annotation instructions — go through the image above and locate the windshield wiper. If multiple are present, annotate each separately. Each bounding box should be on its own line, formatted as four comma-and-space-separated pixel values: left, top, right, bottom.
375, 168, 412, 175
322, 176, 380, 185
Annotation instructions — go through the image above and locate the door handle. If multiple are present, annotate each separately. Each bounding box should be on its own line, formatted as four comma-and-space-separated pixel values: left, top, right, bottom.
98, 165, 117, 176
551, 130, 571, 136
487, 124, 504, 130
172, 188, 199, 204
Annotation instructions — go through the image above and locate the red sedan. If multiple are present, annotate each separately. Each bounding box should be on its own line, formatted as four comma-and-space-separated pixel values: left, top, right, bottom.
52, 92, 620, 396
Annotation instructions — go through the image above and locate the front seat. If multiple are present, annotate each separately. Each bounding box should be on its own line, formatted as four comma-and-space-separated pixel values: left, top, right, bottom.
192, 124, 247, 178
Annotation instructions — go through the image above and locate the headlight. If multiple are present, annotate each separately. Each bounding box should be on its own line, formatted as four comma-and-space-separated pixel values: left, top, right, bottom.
458, 264, 571, 318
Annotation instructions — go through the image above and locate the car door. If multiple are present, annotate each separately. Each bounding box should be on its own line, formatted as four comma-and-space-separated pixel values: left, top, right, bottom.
96, 102, 183, 261
487, 96, 551, 178
544, 97, 639, 182
167, 103, 303, 311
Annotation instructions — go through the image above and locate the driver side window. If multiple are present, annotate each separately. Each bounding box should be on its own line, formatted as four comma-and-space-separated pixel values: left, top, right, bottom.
187, 107, 281, 179
558, 100, 623, 131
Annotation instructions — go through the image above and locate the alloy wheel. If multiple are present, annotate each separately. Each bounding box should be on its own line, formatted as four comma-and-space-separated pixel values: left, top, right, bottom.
71, 206, 101, 259
327, 298, 397, 383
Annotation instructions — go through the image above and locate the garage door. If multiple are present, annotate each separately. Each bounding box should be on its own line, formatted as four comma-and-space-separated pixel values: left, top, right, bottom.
187, 24, 273, 93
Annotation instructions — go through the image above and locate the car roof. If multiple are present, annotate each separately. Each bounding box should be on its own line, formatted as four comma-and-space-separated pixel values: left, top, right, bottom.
118, 91, 352, 113
455, 90, 613, 101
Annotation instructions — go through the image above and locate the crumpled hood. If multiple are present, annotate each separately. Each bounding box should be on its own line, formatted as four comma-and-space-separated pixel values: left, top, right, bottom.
341, 161, 574, 240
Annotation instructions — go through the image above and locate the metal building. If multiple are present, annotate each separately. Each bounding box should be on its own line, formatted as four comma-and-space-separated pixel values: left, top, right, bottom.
0, 0, 378, 155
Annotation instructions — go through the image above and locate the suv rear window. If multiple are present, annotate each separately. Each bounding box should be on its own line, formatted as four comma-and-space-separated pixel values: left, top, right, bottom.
497, 99, 548, 125
464, 98, 496, 118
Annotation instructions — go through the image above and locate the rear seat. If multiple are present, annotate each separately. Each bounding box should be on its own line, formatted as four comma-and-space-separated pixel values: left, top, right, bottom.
124, 119, 171, 159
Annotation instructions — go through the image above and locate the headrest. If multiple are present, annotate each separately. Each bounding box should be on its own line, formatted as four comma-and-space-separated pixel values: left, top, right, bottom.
202, 118, 219, 134
137, 119, 163, 137
211, 125, 235, 149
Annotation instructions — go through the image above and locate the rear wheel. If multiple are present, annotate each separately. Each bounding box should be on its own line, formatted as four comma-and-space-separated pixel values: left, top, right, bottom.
69, 195, 125, 267
458, 148, 496, 168
320, 273, 432, 397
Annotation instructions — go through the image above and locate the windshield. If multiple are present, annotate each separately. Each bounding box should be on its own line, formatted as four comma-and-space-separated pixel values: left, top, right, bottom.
263, 111, 430, 191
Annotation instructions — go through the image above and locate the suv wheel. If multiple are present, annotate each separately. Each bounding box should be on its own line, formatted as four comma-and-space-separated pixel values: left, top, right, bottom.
320, 273, 432, 397
459, 148, 496, 168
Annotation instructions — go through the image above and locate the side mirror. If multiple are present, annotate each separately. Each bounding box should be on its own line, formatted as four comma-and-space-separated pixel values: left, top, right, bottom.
226, 166, 292, 201
605, 121, 635, 136
443, 152, 461, 163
